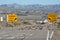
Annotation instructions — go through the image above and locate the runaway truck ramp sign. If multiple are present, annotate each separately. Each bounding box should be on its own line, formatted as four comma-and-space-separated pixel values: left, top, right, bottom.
7, 14, 18, 22
48, 14, 58, 22
47, 13, 58, 40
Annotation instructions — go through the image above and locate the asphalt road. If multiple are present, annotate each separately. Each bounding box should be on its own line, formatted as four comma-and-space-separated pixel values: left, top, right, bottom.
0, 28, 48, 40
0, 23, 55, 40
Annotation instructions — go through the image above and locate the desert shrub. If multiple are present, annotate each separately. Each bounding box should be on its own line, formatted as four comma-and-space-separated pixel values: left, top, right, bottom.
57, 22, 60, 28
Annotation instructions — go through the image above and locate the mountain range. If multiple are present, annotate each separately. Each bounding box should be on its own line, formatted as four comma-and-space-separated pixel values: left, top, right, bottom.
0, 4, 60, 14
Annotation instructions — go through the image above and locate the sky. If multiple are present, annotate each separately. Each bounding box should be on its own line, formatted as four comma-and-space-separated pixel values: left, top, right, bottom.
0, 0, 60, 5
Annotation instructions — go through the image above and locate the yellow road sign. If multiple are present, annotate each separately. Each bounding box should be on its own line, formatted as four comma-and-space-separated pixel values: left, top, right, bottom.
7, 14, 18, 22
48, 14, 58, 22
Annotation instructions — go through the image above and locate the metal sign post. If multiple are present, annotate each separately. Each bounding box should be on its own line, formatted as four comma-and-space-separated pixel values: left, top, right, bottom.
47, 30, 50, 40
46, 22, 55, 40
47, 14, 58, 40
50, 22, 54, 40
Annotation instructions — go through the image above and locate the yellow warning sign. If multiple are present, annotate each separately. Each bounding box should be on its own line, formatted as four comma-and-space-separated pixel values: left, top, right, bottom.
48, 14, 58, 22
7, 14, 18, 22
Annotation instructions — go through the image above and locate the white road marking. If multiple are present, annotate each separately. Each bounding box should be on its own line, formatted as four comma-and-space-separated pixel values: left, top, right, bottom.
0, 32, 7, 34
30, 34, 33, 36
3, 35, 9, 37
0, 37, 2, 39
50, 31, 54, 39
46, 30, 49, 40
26, 33, 33, 39
6, 37, 15, 39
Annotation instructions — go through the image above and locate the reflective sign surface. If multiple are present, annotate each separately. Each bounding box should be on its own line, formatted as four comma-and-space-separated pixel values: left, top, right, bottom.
48, 14, 58, 22
7, 14, 18, 22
